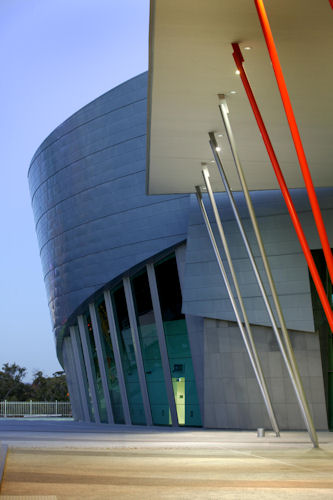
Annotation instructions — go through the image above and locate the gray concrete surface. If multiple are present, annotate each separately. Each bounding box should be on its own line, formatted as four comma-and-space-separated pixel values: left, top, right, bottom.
1, 420, 333, 498
204, 318, 327, 431
0, 418, 331, 449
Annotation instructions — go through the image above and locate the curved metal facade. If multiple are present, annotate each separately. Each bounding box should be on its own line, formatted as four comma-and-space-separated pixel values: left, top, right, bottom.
28, 72, 190, 340
28, 72, 330, 432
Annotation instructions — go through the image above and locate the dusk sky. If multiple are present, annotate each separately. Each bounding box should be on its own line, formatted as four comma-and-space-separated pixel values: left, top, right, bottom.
0, 0, 149, 380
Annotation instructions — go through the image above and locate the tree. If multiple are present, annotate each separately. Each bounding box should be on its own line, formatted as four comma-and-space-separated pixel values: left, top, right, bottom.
30, 370, 69, 401
0, 363, 69, 401
0, 363, 29, 400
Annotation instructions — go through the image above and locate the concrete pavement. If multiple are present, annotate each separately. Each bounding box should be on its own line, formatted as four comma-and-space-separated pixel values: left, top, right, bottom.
0, 420, 333, 498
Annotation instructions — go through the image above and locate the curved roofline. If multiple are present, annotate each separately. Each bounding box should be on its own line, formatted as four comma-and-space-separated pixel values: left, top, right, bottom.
28, 71, 148, 177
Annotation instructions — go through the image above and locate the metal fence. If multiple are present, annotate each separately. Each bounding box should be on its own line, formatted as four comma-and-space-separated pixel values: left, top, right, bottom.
0, 401, 72, 418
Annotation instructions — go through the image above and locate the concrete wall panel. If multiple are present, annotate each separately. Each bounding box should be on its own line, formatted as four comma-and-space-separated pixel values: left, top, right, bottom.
204, 318, 328, 430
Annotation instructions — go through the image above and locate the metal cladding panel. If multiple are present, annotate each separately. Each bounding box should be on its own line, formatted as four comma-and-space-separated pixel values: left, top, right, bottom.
182, 188, 333, 333
29, 72, 190, 338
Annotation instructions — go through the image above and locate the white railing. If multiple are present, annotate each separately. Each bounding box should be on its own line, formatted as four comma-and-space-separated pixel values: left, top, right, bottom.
0, 401, 72, 418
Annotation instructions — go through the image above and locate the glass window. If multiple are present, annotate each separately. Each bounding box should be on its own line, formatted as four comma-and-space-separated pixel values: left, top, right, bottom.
131, 269, 170, 425
309, 249, 333, 430
154, 254, 202, 426
96, 298, 125, 424
112, 285, 146, 425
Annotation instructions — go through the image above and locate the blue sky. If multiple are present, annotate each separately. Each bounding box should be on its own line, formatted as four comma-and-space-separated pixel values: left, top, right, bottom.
0, 0, 149, 381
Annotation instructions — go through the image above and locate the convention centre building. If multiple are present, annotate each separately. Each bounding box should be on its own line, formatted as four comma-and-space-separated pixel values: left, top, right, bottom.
29, 1, 333, 445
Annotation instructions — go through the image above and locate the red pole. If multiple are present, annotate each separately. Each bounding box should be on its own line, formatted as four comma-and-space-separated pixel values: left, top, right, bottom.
253, 0, 333, 284
232, 42, 333, 332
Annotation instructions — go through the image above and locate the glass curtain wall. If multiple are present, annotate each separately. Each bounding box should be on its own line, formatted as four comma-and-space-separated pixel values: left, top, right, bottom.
85, 314, 108, 423
67, 250, 203, 427
131, 269, 170, 425
154, 254, 202, 426
94, 298, 125, 423
309, 249, 333, 429
112, 285, 146, 424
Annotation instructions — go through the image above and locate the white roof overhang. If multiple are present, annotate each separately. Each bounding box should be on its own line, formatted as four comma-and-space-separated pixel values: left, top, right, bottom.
147, 0, 333, 194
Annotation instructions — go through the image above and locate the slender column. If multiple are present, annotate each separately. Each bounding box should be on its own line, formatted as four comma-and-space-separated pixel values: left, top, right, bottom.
77, 315, 101, 424
213, 105, 318, 447
89, 303, 114, 424
201, 168, 279, 435
104, 290, 131, 425
231, 42, 333, 332
123, 277, 153, 426
146, 263, 179, 427
196, 185, 279, 434
62, 336, 84, 421
254, 0, 333, 283
69, 326, 91, 422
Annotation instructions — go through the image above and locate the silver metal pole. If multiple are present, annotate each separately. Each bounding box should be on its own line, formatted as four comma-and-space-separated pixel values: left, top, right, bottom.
62, 336, 84, 421
215, 98, 318, 447
201, 168, 279, 436
146, 263, 179, 426
104, 290, 131, 425
70, 326, 91, 422
123, 277, 153, 426
77, 315, 101, 424
196, 185, 276, 431
89, 302, 115, 425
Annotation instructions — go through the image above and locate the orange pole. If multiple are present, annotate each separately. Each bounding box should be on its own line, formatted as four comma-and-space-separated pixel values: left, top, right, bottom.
232, 43, 333, 332
254, 0, 333, 284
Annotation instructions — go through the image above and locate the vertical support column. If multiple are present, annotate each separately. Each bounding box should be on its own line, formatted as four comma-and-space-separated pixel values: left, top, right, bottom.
123, 276, 153, 426
89, 302, 114, 425
104, 290, 131, 425
146, 263, 179, 426
214, 101, 318, 447
62, 336, 84, 421
196, 185, 279, 434
201, 167, 279, 435
70, 326, 91, 422
77, 315, 101, 424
